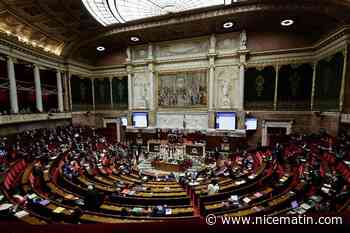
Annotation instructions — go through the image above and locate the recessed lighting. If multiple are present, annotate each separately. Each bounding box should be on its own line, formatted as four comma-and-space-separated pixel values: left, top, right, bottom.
222, 22, 235, 28
223, 21, 234, 29
97, 46, 105, 52
130, 36, 140, 42
281, 19, 294, 26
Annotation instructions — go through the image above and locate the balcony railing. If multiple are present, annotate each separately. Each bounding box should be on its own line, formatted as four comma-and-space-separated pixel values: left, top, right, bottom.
0, 112, 72, 125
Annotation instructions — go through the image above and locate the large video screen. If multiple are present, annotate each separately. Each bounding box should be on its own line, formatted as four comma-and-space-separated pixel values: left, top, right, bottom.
216, 112, 236, 130
245, 117, 257, 130
132, 112, 148, 128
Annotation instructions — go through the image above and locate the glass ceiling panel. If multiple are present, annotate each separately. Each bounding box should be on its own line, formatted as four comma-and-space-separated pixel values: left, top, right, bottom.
82, 0, 230, 26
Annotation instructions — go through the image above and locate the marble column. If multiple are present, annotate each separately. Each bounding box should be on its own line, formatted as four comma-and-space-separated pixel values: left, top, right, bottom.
126, 47, 134, 126
261, 121, 268, 147
116, 118, 121, 143
208, 34, 217, 129
238, 33, 248, 111
148, 63, 155, 111
68, 73, 72, 111
109, 77, 114, 109
274, 64, 279, 110
56, 70, 64, 112
310, 62, 317, 111
209, 58, 215, 111
148, 43, 155, 111
63, 72, 69, 111
339, 47, 348, 112
238, 54, 246, 111
147, 43, 156, 127
91, 78, 95, 111
127, 66, 133, 111
208, 34, 216, 111
33, 64, 43, 112
126, 47, 132, 62
7, 56, 18, 114
148, 43, 153, 60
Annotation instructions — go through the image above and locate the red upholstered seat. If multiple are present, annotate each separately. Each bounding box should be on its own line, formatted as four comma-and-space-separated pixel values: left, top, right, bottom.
4, 179, 11, 190
7, 173, 14, 184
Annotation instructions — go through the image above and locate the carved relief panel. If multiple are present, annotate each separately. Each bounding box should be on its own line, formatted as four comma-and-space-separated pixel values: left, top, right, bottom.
133, 72, 150, 109
157, 113, 184, 129
154, 37, 209, 58
215, 66, 240, 109
216, 32, 241, 53
132, 45, 148, 60
184, 114, 208, 130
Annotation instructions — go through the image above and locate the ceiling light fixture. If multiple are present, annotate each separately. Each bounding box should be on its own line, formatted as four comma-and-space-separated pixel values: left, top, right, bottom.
281, 19, 294, 26
223, 21, 234, 29
96, 46, 106, 52
130, 36, 140, 42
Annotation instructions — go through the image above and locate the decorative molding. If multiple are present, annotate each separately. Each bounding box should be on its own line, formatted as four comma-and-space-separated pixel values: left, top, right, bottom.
0, 112, 72, 125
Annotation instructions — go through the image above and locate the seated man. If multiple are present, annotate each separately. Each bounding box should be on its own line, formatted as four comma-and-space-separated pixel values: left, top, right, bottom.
207, 179, 220, 195
84, 185, 103, 211
151, 205, 166, 217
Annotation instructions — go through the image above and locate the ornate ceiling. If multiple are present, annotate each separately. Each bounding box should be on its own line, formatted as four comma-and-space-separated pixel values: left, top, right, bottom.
0, 0, 350, 61
82, 0, 228, 26
0, 0, 100, 55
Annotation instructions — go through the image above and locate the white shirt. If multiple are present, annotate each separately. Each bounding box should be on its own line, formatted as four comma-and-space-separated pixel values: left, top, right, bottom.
208, 184, 219, 194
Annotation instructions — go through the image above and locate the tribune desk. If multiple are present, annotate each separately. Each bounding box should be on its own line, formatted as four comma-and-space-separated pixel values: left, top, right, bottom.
152, 160, 187, 172
147, 140, 205, 157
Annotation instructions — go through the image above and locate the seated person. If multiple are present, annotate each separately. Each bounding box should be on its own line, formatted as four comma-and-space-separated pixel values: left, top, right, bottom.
207, 179, 220, 195
151, 205, 166, 217
131, 207, 144, 216
84, 185, 103, 211
120, 207, 129, 217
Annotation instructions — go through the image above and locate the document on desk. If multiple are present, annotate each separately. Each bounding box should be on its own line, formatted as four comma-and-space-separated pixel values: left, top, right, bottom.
53, 207, 65, 213
0, 203, 13, 211
229, 195, 238, 202
254, 192, 263, 198
248, 174, 256, 180
243, 197, 251, 203
301, 203, 311, 210
28, 193, 38, 200
14, 210, 29, 218
165, 208, 172, 215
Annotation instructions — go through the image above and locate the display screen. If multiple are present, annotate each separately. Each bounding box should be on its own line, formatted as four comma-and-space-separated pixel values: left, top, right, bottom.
245, 118, 257, 130
121, 117, 128, 126
132, 112, 148, 128
215, 112, 236, 130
